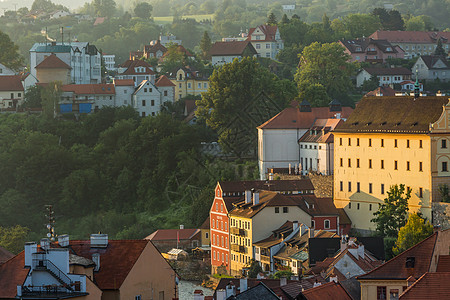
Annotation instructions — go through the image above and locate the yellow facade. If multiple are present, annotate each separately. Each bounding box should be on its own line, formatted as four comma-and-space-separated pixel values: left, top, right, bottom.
170, 69, 209, 100
229, 216, 253, 276
359, 280, 406, 300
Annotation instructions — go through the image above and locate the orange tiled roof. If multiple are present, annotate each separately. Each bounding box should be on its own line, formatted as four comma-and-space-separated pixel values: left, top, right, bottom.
400, 272, 450, 299
209, 41, 256, 56
0, 246, 13, 265
119, 59, 155, 75
35, 54, 71, 69
156, 75, 175, 87
436, 255, 450, 272
62, 84, 115, 94
0, 75, 24, 91
369, 30, 450, 44
114, 79, 135, 86
301, 282, 353, 300
0, 252, 29, 298
365, 86, 397, 97
247, 25, 279, 42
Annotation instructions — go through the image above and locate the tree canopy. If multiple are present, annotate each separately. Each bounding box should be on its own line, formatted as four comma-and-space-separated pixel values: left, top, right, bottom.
0, 30, 23, 71
134, 2, 153, 19
393, 213, 433, 255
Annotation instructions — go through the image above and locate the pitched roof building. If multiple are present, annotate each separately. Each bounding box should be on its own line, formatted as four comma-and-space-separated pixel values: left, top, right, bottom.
145, 228, 201, 252
246, 25, 283, 59
339, 38, 404, 63
299, 281, 353, 300
413, 55, 450, 82
0, 75, 25, 110
209, 41, 257, 66
356, 67, 412, 88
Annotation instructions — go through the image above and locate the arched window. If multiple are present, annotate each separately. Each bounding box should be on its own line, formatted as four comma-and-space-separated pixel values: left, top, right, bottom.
324, 219, 330, 229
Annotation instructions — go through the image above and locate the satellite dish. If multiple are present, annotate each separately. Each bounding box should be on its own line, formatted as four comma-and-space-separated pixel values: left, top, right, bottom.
47, 233, 51, 238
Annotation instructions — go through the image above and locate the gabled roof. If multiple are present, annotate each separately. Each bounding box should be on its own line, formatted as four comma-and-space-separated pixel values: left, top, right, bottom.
247, 25, 279, 42
118, 59, 155, 75
369, 30, 450, 44
114, 79, 135, 86
358, 233, 437, 280
229, 282, 280, 299
340, 38, 401, 54
300, 282, 353, 300
361, 67, 412, 76
156, 75, 175, 87
419, 55, 450, 69
0, 75, 24, 91
209, 41, 257, 56
258, 106, 353, 130
298, 118, 343, 143
62, 84, 115, 94
145, 228, 201, 241
337, 208, 351, 225
365, 86, 397, 97
334, 96, 449, 134
144, 40, 167, 54
0, 252, 29, 298
35, 54, 71, 69
436, 255, 450, 272
69, 240, 149, 290
200, 216, 210, 229
399, 272, 450, 299
254, 221, 295, 248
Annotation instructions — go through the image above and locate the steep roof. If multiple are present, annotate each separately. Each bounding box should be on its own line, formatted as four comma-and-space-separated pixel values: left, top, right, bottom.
145, 228, 200, 241
0, 252, 29, 298
257, 106, 353, 130
0, 75, 24, 91
200, 216, 210, 229
399, 272, 450, 299
229, 282, 280, 299
62, 84, 115, 94
362, 67, 412, 76
340, 38, 400, 53
300, 282, 353, 300
298, 118, 343, 143
358, 233, 437, 280
337, 208, 351, 225
218, 179, 315, 193
156, 75, 175, 87
247, 25, 279, 42
118, 59, 155, 75
253, 221, 295, 248
69, 240, 148, 290
144, 40, 167, 54
369, 30, 450, 44
419, 55, 450, 69
209, 41, 257, 56
436, 255, 450, 272
334, 96, 449, 134
35, 54, 71, 69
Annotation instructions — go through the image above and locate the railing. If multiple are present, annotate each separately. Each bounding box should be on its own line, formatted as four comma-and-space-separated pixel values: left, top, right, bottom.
261, 255, 271, 263
33, 259, 73, 289
231, 244, 245, 253
20, 285, 86, 297
230, 227, 245, 236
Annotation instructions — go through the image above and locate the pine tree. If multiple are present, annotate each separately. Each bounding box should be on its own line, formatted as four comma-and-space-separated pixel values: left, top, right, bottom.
199, 31, 212, 60
435, 38, 447, 56
267, 12, 277, 25
280, 14, 289, 25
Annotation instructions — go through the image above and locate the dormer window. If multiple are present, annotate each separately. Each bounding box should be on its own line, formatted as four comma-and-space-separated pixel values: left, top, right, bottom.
406, 257, 415, 268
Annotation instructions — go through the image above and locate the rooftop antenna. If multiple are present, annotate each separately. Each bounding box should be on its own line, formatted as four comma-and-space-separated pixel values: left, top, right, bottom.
45, 205, 56, 241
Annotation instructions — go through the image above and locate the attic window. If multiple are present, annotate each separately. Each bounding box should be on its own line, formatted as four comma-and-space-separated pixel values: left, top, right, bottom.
366, 122, 372, 126
411, 122, 418, 126
406, 257, 415, 268
380, 122, 387, 126
352, 122, 359, 126
395, 122, 401, 126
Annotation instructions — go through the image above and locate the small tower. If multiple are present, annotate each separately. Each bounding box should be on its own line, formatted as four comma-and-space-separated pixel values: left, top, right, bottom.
329, 98, 342, 112
299, 99, 312, 112
414, 69, 420, 100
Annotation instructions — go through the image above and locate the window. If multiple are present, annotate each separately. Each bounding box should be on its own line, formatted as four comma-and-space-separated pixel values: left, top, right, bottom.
348, 138, 351, 146
381, 160, 384, 169
407, 139, 410, 148
340, 158, 343, 167
381, 139, 384, 147
151, 100, 155, 106
419, 187, 423, 198
357, 159, 360, 168
419, 140, 423, 148
377, 286, 387, 300
369, 204, 372, 211
213, 251, 216, 260
204, 83, 207, 88
442, 161, 448, 172
324, 220, 330, 229
266, 44, 270, 49
357, 203, 360, 210
144, 88, 147, 92
142, 100, 146, 106
395, 139, 398, 148
187, 83, 192, 89
283, 207, 289, 213
141, 112, 146, 117
275, 207, 280, 213
357, 138, 360, 146
407, 161, 410, 171
348, 181, 352, 192
349, 202, 351, 209
381, 184, 385, 195
340, 138, 342, 146
164, 91, 168, 96
311, 220, 315, 228
442, 139, 447, 149
419, 161, 423, 172
390, 289, 399, 300
369, 183, 373, 194
348, 158, 351, 167
340, 181, 343, 191
369, 159, 372, 169
357, 182, 360, 193
369, 139, 372, 147
152, 112, 155, 116
198, 83, 201, 89
135, 295, 141, 300
256, 44, 261, 49
394, 160, 398, 170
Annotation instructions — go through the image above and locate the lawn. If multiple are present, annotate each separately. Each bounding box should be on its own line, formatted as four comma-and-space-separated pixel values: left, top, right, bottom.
153, 14, 214, 25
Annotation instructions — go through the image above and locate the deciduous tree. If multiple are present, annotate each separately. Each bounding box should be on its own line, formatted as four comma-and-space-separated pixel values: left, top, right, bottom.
134, 2, 152, 19
0, 30, 23, 71
0, 225, 29, 254
199, 31, 212, 60
393, 213, 433, 255
434, 38, 447, 56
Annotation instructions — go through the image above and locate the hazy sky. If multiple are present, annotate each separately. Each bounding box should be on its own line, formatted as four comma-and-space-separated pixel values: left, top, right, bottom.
1, 0, 88, 11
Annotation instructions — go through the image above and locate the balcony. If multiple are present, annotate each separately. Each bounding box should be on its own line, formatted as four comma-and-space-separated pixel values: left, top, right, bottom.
230, 227, 246, 236
231, 244, 245, 253
366, 50, 378, 55
261, 255, 271, 263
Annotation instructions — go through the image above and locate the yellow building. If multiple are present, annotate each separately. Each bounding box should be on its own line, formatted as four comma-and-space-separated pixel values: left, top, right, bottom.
333, 96, 450, 231
228, 190, 311, 276
35, 53, 72, 85
168, 67, 209, 100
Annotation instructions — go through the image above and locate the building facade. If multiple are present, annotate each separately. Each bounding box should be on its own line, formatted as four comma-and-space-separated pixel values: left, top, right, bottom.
413, 55, 450, 82
167, 67, 209, 100
356, 67, 412, 88
339, 38, 404, 63
246, 25, 283, 59
209, 41, 257, 66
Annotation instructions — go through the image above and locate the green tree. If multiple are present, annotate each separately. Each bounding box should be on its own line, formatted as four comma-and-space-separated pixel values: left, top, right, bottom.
267, 12, 277, 25
438, 184, 450, 203
371, 184, 411, 237
0, 225, 30, 254
160, 44, 188, 73
40, 82, 62, 118
0, 30, 23, 71
248, 259, 263, 278
273, 270, 294, 279
92, 0, 117, 18
199, 31, 212, 60
435, 38, 447, 56
361, 75, 380, 92
393, 213, 433, 255
280, 14, 289, 25
295, 42, 355, 103
298, 83, 330, 107
22, 85, 43, 108
134, 2, 152, 19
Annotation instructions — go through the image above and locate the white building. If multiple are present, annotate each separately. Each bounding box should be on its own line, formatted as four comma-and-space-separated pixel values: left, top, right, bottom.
132, 76, 175, 117
413, 55, 450, 82
49, 10, 71, 19
356, 67, 412, 88
298, 118, 343, 175
30, 42, 102, 84
117, 59, 156, 86
113, 79, 135, 106
0, 63, 15, 75
153, 35, 182, 47
246, 25, 284, 60
103, 54, 116, 71
257, 100, 353, 179
209, 41, 257, 66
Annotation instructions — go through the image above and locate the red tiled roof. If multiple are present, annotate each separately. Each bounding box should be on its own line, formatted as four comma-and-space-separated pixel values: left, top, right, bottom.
257, 106, 353, 129
247, 25, 279, 42
0, 75, 24, 91
298, 118, 343, 143
365, 86, 397, 97
363, 67, 412, 76
114, 79, 135, 86
400, 272, 450, 299
185, 99, 197, 115
0, 252, 29, 298
69, 240, 148, 290
62, 84, 115, 94
0, 246, 13, 264
200, 216, 210, 229
145, 229, 201, 241
93, 17, 106, 26
436, 255, 450, 272
369, 30, 450, 44
358, 233, 437, 280
156, 75, 175, 87
35, 54, 71, 69
119, 59, 155, 75
209, 41, 256, 56
301, 282, 353, 300
218, 179, 315, 193
144, 40, 167, 54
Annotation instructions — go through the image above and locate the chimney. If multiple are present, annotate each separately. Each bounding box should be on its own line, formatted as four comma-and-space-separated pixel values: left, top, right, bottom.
329, 274, 338, 283
252, 191, 259, 205
340, 235, 348, 253
216, 290, 226, 300
225, 282, 236, 298
40, 238, 50, 250
292, 221, 299, 232
194, 290, 205, 300
308, 228, 315, 239
280, 277, 287, 286
245, 190, 252, 204
180, 225, 184, 230
90, 234, 108, 248
239, 278, 248, 292
92, 253, 100, 271
24, 242, 37, 267
268, 172, 274, 181
58, 234, 69, 247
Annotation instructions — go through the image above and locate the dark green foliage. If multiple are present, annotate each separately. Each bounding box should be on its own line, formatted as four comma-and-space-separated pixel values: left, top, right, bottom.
361, 75, 380, 92
0, 225, 30, 254
372, 8, 404, 30
438, 184, 450, 203
248, 259, 263, 278
0, 30, 23, 71
199, 31, 212, 60
134, 2, 153, 19
434, 38, 447, 56
267, 12, 277, 25
273, 270, 294, 279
